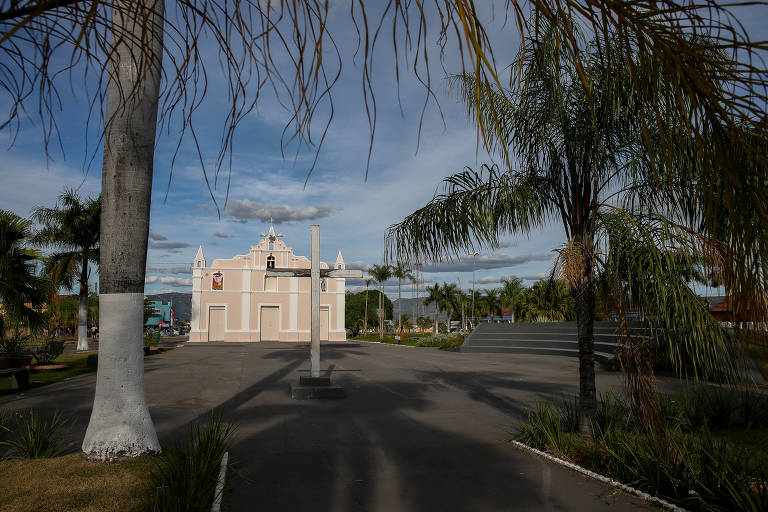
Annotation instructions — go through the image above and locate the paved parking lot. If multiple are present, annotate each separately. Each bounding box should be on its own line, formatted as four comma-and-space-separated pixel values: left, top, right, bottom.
1, 342, 660, 511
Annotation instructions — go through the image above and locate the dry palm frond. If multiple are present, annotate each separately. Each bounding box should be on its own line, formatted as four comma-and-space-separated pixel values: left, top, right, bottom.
554, 240, 589, 290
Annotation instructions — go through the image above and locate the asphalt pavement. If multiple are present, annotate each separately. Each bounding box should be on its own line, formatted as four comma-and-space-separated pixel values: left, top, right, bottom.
0, 341, 663, 511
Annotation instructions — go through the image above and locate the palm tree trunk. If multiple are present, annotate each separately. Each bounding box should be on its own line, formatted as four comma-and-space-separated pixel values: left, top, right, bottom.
82, 0, 163, 460
574, 257, 597, 435
364, 288, 368, 333
77, 260, 89, 351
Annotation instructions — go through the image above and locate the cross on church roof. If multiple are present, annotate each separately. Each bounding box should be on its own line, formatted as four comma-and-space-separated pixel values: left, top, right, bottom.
260, 218, 283, 242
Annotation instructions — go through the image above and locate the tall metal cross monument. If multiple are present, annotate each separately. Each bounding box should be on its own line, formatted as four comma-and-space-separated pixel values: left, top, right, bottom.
265, 225, 363, 377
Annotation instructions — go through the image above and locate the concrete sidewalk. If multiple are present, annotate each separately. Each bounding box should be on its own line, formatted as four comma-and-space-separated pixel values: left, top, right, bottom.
1, 343, 656, 511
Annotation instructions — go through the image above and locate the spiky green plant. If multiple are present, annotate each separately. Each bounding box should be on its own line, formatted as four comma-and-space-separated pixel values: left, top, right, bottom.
149, 411, 236, 512
0, 409, 69, 459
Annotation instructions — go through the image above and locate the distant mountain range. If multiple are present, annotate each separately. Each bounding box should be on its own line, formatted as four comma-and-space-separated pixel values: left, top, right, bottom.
391, 297, 439, 319
146, 292, 191, 322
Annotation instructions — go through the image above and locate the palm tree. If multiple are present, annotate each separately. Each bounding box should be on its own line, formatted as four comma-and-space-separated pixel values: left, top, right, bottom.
388, 15, 739, 433
520, 280, 575, 322
33, 188, 101, 351
80, 0, 165, 460
363, 278, 373, 333
0, 210, 50, 337
423, 283, 442, 337
500, 277, 524, 323
399, 314, 411, 333
391, 261, 414, 335
368, 264, 392, 340
483, 289, 502, 320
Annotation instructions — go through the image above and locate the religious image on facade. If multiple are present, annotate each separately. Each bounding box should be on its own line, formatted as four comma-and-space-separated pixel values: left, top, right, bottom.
189, 224, 347, 342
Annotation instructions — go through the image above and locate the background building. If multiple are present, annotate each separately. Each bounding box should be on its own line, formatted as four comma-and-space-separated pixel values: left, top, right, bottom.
145, 300, 174, 330
189, 225, 347, 342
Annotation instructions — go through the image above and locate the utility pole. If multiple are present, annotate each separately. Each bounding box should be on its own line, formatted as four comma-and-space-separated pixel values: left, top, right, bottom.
310, 225, 320, 377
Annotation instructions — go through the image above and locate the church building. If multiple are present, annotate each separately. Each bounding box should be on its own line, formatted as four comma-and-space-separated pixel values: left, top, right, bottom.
189, 225, 347, 342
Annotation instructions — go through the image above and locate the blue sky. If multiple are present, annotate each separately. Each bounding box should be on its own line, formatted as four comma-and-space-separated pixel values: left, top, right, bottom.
2, 3, 766, 300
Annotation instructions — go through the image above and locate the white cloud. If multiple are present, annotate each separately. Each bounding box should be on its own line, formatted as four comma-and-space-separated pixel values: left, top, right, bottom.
422, 253, 553, 272
149, 241, 192, 250
224, 199, 333, 222
146, 265, 190, 274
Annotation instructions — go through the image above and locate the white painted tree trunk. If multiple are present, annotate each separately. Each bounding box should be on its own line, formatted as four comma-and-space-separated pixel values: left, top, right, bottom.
82, 0, 164, 460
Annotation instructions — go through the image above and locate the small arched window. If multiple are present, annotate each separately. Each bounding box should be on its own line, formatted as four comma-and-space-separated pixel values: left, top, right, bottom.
266, 254, 275, 269
321, 278, 327, 292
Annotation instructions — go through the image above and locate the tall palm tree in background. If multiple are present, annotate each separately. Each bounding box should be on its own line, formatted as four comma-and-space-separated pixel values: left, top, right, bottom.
500, 277, 524, 323
439, 283, 459, 333
33, 188, 101, 351
389, 14, 740, 433
0, 210, 50, 338
424, 283, 442, 337
368, 264, 392, 340
363, 278, 373, 333
391, 261, 414, 335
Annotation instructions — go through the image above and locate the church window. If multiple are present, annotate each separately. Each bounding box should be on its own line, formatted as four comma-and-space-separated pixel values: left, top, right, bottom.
267, 254, 275, 269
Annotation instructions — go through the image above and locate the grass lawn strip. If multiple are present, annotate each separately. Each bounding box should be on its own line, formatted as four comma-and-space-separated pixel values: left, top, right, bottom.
511, 440, 688, 512
0, 352, 97, 394
354, 332, 464, 350
0, 453, 153, 512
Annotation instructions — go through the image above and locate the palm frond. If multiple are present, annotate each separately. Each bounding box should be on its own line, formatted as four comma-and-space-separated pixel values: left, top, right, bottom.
596, 208, 742, 383
387, 164, 553, 263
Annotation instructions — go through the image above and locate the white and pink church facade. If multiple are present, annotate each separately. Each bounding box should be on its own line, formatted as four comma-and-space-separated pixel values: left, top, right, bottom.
189, 225, 347, 342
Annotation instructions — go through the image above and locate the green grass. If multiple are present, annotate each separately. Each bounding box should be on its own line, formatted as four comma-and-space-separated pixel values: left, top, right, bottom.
0, 352, 96, 395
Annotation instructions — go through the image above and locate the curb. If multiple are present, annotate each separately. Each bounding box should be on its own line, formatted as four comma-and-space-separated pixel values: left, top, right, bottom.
358, 340, 418, 348
211, 451, 229, 512
511, 441, 689, 512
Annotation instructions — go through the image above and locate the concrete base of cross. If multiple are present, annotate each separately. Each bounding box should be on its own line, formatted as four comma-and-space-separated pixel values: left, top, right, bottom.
290, 376, 346, 399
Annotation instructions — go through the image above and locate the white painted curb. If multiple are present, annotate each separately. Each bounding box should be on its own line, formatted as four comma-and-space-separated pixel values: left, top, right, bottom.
211, 451, 229, 512
358, 340, 417, 348
511, 441, 689, 512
